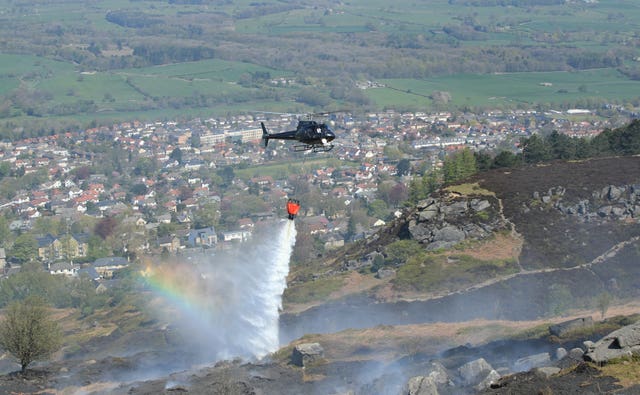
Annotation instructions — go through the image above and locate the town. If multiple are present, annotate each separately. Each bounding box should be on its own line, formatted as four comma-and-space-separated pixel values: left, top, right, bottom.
0, 107, 629, 280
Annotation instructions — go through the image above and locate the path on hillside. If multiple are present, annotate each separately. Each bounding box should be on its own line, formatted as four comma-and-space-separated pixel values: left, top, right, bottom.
448, 235, 640, 298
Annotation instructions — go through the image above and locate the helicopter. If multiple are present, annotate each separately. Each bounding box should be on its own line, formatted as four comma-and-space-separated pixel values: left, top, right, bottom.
260, 114, 336, 153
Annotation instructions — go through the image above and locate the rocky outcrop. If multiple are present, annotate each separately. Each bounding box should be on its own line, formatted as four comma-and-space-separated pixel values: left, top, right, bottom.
529, 184, 640, 222
583, 320, 640, 364
408, 194, 507, 250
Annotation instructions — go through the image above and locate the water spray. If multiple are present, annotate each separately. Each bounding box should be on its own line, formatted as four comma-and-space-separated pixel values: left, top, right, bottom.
143, 220, 297, 362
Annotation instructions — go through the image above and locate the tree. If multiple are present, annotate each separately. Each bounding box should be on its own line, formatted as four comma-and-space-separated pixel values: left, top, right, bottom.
192, 201, 219, 229
388, 182, 409, 207
95, 217, 118, 239
9, 234, 38, 264
596, 292, 612, 320
0, 215, 11, 248
169, 147, 183, 164
521, 134, 551, 164
0, 297, 62, 373
218, 166, 235, 186
441, 148, 477, 182
396, 158, 411, 176
492, 150, 517, 168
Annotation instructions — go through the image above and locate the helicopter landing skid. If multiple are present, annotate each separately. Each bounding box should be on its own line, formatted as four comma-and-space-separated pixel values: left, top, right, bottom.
294, 144, 334, 153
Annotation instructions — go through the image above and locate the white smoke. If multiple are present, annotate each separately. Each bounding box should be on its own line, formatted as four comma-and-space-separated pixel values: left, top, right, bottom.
146, 220, 296, 363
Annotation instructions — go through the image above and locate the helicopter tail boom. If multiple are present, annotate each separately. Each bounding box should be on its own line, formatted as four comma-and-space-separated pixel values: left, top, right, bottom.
260, 122, 270, 147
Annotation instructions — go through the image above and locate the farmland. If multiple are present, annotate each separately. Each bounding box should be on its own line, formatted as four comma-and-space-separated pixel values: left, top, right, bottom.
1, 0, 640, 133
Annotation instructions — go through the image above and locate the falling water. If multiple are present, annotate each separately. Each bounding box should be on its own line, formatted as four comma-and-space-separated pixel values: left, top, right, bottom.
144, 220, 297, 362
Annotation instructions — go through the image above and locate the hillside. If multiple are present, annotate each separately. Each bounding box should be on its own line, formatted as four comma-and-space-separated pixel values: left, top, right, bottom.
282, 156, 640, 327
1, 156, 640, 394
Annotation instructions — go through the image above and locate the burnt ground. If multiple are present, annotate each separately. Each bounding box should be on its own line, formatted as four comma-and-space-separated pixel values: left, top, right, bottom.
473, 156, 640, 270
0, 328, 638, 395
482, 362, 635, 395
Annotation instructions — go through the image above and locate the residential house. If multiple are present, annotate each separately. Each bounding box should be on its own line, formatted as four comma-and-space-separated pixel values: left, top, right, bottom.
158, 235, 181, 253
70, 233, 90, 259
93, 257, 129, 279
186, 227, 217, 248
78, 266, 101, 282
37, 234, 61, 262
220, 230, 251, 242
322, 234, 345, 250
237, 218, 254, 230
49, 261, 77, 276
302, 216, 330, 235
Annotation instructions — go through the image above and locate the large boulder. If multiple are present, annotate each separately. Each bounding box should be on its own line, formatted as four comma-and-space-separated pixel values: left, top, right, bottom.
474, 369, 500, 392
584, 320, 640, 364
405, 376, 439, 395
425, 361, 450, 386
549, 317, 593, 337
291, 343, 324, 367
457, 357, 493, 386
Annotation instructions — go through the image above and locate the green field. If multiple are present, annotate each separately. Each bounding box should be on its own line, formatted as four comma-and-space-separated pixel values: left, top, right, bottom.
2, 0, 640, 129
234, 158, 358, 181
369, 69, 640, 109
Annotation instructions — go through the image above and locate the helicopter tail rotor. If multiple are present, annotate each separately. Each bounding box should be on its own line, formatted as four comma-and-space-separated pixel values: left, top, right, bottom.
260, 122, 270, 147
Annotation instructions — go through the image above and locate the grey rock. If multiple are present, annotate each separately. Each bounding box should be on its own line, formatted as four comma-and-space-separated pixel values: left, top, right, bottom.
533, 367, 561, 378
608, 185, 624, 200
458, 358, 493, 386
474, 370, 500, 391
549, 317, 593, 337
441, 200, 468, 216
470, 199, 491, 212
598, 206, 613, 217
568, 348, 584, 360
375, 268, 396, 279
418, 208, 438, 221
405, 376, 439, 395
584, 320, 640, 364
291, 343, 324, 367
425, 361, 450, 386
432, 226, 465, 243
555, 347, 567, 360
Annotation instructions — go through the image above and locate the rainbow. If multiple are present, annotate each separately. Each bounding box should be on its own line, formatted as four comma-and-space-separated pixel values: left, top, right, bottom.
139, 220, 297, 361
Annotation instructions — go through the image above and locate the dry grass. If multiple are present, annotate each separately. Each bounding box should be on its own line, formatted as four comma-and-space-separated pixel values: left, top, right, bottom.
279, 302, 640, 366
599, 356, 640, 388
450, 232, 523, 262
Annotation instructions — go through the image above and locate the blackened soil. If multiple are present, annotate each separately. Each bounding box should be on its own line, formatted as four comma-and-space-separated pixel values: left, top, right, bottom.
482, 362, 631, 395
474, 156, 640, 270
